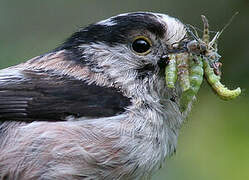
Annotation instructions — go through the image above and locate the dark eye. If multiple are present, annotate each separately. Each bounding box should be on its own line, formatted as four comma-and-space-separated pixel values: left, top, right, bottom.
132, 37, 151, 55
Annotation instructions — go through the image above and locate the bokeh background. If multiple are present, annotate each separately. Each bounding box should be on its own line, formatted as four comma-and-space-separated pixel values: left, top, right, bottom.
0, 0, 248, 179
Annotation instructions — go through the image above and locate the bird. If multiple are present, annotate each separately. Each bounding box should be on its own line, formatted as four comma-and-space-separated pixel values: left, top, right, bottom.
0, 12, 189, 179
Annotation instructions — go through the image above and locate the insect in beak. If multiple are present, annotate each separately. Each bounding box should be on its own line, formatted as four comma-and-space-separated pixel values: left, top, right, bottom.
164, 14, 241, 112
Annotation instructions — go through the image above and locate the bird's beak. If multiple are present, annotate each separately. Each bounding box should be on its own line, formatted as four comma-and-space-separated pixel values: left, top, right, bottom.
157, 54, 169, 70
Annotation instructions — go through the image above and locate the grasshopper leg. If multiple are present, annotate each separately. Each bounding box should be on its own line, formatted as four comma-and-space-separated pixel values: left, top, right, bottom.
201, 15, 210, 45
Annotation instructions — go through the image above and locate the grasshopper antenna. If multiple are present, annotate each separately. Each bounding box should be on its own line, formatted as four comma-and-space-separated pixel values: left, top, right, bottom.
217, 12, 239, 39
209, 12, 239, 47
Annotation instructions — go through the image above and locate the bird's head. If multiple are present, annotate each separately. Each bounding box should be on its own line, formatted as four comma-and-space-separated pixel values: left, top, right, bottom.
24, 12, 188, 115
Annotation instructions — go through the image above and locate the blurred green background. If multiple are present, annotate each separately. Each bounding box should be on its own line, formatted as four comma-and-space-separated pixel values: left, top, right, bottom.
0, 0, 248, 179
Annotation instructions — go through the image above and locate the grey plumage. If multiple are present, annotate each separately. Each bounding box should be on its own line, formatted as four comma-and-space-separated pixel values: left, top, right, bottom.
0, 12, 192, 179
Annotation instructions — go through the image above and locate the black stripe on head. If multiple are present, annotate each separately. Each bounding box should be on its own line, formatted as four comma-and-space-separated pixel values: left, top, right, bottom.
59, 12, 166, 50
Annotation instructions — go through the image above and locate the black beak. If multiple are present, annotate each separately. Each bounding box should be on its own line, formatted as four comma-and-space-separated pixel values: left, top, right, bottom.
157, 54, 169, 69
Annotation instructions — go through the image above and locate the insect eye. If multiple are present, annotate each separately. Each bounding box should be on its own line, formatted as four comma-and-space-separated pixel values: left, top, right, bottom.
131, 36, 152, 55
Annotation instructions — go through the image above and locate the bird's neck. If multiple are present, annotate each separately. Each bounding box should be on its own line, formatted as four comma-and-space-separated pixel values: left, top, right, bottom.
117, 86, 184, 176
128, 94, 184, 144
121, 77, 185, 160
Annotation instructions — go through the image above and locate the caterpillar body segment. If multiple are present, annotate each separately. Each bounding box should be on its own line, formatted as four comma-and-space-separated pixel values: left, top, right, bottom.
180, 55, 204, 112
203, 58, 241, 100
165, 54, 177, 88
189, 56, 204, 93
176, 53, 190, 92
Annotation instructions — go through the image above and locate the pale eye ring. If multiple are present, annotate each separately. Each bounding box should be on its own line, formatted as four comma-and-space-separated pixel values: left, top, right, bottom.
131, 36, 152, 55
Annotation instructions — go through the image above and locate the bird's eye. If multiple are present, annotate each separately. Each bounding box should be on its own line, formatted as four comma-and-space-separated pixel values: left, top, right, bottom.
131, 36, 152, 55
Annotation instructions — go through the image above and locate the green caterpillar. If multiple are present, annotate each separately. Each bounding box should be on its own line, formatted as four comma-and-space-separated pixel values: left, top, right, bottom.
203, 58, 241, 100
165, 54, 177, 89
180, 55, 204, 112
200, 15, 241, 100
165, 53, 192, 92
164, 53, 204, 112
165, 15, 241, 113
